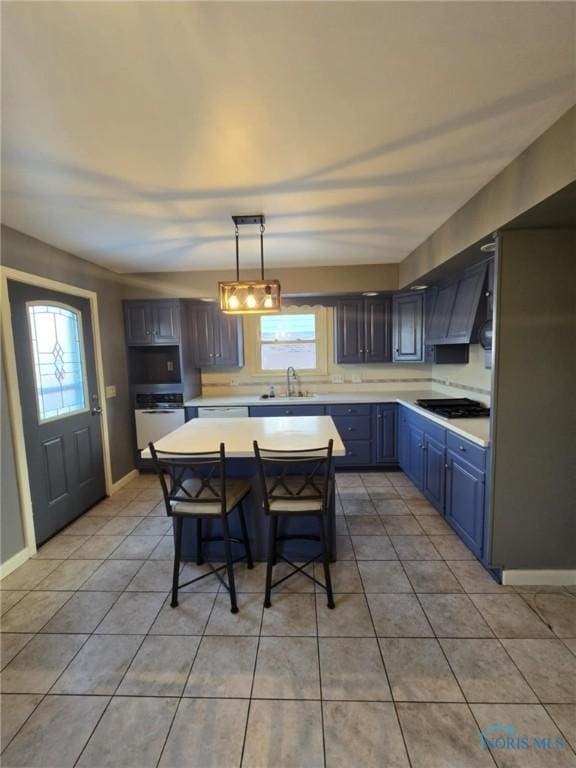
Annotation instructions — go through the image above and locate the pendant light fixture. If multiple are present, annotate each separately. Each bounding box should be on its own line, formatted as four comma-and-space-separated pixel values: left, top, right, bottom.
219, 214, 281, 314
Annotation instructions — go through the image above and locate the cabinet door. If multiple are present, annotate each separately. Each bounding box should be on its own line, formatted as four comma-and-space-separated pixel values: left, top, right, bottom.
154, 301, 180, 344
125, 301, 154, 345
188, 304, 215, 366
374, 405, 397, 464
426, 283, 457, 344
397, 409, 410, 472
393, 293, 423, 362
407, 422, 425, 487
445, 451, 485, 558
423, 433, 445, 511
364, 297, 392, 363
445, 263, 487, 342
335, 299, 365, 363
214, 313, 243, 367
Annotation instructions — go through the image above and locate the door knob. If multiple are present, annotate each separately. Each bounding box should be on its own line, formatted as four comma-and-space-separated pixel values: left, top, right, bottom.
91, 406, 102, 415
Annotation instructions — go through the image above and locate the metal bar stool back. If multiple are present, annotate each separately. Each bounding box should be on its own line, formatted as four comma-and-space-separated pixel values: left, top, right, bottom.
149, 442, 253, 613
253, 439, 335, 609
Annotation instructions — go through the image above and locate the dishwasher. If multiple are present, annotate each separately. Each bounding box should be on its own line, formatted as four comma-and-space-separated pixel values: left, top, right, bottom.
197, 406, 249, 419
134, 393, 186, 451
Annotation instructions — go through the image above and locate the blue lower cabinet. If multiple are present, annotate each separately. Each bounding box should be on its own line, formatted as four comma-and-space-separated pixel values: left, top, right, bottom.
397, 408, 410, 472
249, 404, 325, 417
184, 407, 197, 421
407, 422, 425, 487
423, 433, 445, 509
445, 450, 485, 558
332, 415, 371, 440
374, 405, 397, 464
336, 440, 372, 466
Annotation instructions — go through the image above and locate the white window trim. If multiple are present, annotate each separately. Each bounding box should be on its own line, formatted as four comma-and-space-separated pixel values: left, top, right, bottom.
244, 305, 329, 377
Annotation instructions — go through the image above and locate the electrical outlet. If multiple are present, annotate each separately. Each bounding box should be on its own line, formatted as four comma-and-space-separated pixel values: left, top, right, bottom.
331, 374, 344, 384
166, 361, 174, 372
351, 374, 362, 384
105, 385, 117, 398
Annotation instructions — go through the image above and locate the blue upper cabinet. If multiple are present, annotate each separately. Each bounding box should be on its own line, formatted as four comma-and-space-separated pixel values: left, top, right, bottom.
426, 262, 487, 345
335, 296, 392, 364
187, 302, 244, 368
392, 293, 424, 362
124, 300, 180, 345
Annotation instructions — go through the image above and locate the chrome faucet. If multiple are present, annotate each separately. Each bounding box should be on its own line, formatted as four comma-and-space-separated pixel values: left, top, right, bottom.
286, 366, 297, 398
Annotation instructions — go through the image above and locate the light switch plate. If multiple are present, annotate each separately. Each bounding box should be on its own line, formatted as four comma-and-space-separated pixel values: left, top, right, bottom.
331, 374, 344, 384
105, 385, 117, 398
351, 374, 362, 384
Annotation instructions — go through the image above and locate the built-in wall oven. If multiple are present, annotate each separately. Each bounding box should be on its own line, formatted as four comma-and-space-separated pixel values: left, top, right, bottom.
134, 392, 186, 451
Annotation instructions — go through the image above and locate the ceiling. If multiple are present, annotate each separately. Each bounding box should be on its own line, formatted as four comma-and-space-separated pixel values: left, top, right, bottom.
2, 2, 574, 273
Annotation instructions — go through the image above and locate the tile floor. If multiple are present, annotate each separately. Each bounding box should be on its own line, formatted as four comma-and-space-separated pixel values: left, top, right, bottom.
1, 470, 576, 767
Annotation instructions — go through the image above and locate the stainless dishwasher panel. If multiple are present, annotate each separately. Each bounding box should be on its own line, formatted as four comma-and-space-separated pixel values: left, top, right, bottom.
196, 406, 250, 418
135, 408, 186, 450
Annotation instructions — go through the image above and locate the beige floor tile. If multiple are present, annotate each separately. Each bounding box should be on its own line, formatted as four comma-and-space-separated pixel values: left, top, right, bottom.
52, 634, 143, 694
319, 637, 391, 701
546, 704, 576, 752
470, 595, 554, 639
125, 560, 174, 591
380, 638, 463, 702
520, 592, 576, 638
0, 693, 43, 752
41, 591, 119, 634
440, 639, 538, 703
1, 590, 74, 632
253, 636, 320, 699
419, 594, 494, 637
0, 694, 109, 767
446, 561, 513, 594
159, 698, 248, 768
150, 593, 216, 635
501, 639, 576, 703
368, 594, 434, 637
336, 473, 363, 487
63, 517, 110, 536
418, 516, 453, 535
118, 634, 199, 696
357, 561, 413, 593
33, 535, 89, 559
184, 635, 256, 698
70, 536, 125, 559
471, 703, 576, 767
147, 536, 175, 560
431, 535, 475, 560
35, 560, 102, 590
77, 696, 178, 768
407, 500, 441, 516
341, 499, 377, 516
0, 559, 62, 591
397, 486, 426, 501
339, 486, 370, 500
131, 517, 172, 536
117, 500, 158, 516
0, 591, 29, 616
314, 560, 364, 592
403, 561, 463, 593
317, 593, 375, 637
95, 516, 143, 537
335, 534, 355, 560
564, 639, 576, 656
1, 634, 34, 670
260, 594, 315, 636
391, 535, 442, 560
95, 592, 166, 634
1, 633, 87, 693
179, 562, 224, 592
381, 515, 424, 535
373, 499, 412, 515
242, 699, 323, 768
351, 535, 398, 560
324, 701, 409, 768
397, 702, 495, 768
78, 559, 144, 591
345, 515, 385, 535
108, 535, 162, 559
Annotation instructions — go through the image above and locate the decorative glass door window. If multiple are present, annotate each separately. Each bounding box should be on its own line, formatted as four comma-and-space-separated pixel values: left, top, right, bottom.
259, 313, 317, 370
27, 303, 88, 422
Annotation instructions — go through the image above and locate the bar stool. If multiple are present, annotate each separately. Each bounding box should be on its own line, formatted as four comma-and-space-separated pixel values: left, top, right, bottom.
253, 439, 335, 609
149, 442, 253, 614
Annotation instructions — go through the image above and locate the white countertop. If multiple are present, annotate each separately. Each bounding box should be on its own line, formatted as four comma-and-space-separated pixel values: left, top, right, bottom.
185, 390, 491, 447
141, 416, 347, 458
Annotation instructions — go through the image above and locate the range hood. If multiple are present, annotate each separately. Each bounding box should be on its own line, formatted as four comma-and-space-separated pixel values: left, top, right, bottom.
426, 261, 488, 346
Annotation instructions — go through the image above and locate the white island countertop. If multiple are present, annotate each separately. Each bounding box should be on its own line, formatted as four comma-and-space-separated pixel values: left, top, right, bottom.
185, 390, 491, 447
141, 416, 346, 458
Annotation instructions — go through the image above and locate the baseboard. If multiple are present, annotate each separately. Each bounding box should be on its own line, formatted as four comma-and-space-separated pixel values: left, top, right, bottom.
501, 569, 576, 586
0, 547, 31, 580
110, 469, 139, 495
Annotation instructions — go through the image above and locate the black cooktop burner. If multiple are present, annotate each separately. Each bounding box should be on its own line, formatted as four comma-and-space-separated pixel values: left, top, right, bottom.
416, 398, 490, 419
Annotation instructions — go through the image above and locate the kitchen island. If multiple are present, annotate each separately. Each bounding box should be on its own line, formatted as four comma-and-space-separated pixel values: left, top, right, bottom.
142, 415, 346, 561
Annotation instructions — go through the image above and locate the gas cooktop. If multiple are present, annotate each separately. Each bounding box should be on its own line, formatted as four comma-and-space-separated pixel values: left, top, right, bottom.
416, 398, 490, 419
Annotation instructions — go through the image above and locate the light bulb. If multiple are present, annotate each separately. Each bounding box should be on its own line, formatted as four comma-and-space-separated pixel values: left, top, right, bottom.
264, 294, 273, 308
245, 290, 257, 309
228, 293, 239, 310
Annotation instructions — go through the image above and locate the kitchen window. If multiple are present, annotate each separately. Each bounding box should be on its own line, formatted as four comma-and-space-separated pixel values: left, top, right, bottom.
247, 307, 328, 375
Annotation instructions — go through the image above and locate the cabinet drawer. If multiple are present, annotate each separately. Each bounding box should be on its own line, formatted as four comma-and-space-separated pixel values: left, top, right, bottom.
328, 404, 371, 417
337, 440, 372, 465
249, 404, 326, 418
332, 415, 371, 440
446, 432, 486, 470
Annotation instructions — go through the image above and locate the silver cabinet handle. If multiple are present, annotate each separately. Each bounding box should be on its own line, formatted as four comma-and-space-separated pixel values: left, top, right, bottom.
458, 445, 466, 451
347, 427, 353, 432
377, 414, 382, 419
